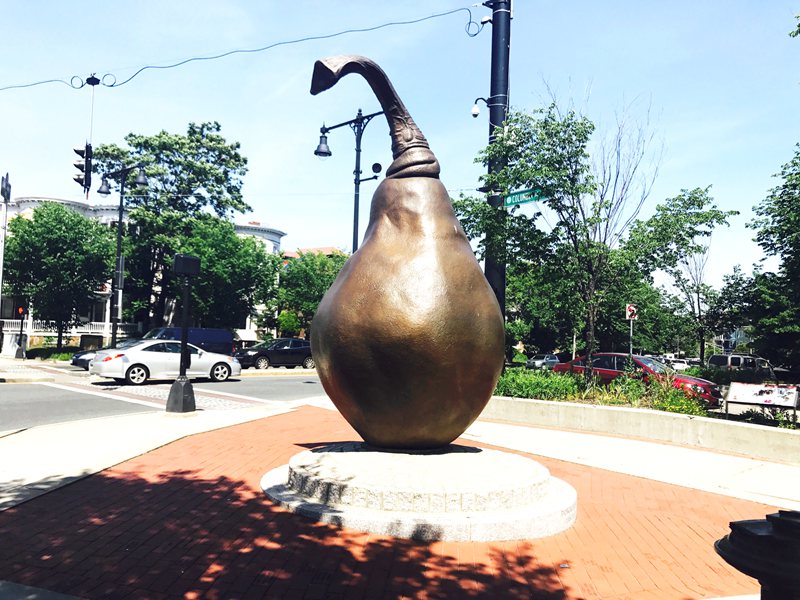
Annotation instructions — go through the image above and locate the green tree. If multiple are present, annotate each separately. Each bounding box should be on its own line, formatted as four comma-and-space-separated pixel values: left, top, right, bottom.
624, 187, 737, 361
4, 203, 114, 348
468, 104, 659, 364
745, 145, 800, 366
277, 251, 348, 334
276, 310, 301, 337
176, 217, 282, 329
92, 122, 249, 329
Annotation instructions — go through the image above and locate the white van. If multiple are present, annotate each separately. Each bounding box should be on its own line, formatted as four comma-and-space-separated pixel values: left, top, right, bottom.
707, 354, 773, 374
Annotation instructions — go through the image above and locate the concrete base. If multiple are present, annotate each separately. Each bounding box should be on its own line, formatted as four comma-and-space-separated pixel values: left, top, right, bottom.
166, 377, 196, 413
261, 442, 577, 541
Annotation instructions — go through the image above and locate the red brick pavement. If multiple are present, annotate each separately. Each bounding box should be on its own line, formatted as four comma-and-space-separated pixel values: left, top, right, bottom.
0, 406, 770, 599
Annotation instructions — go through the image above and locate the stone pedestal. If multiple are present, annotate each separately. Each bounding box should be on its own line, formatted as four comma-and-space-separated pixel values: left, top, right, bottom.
261, 442, 577, 542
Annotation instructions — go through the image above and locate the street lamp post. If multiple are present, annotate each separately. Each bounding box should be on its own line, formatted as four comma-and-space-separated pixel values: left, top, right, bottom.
97, 165, 147, 347
314, 109, 383, 253
0, 173, 10, 321
475, 0, 512, 321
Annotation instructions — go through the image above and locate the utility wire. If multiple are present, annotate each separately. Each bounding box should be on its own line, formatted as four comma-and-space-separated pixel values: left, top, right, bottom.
0, 7, 484, 93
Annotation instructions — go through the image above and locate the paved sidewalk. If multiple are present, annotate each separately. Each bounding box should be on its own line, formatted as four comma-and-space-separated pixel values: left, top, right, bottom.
0, 402, 787, 599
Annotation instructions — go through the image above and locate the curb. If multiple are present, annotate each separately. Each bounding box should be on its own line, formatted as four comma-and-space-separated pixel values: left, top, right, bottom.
0, 374, 56, 384
482, 396, 800, 466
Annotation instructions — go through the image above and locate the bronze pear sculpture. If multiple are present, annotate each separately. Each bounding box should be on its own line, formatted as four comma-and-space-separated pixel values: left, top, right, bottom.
310, 55, 505, 449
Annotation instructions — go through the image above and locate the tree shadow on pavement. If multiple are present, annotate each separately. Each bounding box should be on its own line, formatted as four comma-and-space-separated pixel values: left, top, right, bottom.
0, 467, 568, 599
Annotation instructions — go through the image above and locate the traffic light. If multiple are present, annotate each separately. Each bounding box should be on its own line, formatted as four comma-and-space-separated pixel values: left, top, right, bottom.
73, 143, 92, 196
16, 304, 27, 317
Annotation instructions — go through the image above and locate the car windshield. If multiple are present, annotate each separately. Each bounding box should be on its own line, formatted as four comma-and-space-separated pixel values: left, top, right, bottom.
532, 355, 547, 360
248, 340, 278, 349
637, 356, 672, 374
142, 329, 166, 340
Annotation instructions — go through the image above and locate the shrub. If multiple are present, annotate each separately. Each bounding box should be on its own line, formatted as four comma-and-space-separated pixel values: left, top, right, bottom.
511, 352, 527, 364
495, 368, 581, 400
740, 407, 797, 429
494, 368, 708, 416
648, 388, 708, 416
26, 346, 80, 361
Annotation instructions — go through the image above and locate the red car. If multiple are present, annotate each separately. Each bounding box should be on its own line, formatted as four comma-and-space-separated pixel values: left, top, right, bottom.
552, 352, 723, 408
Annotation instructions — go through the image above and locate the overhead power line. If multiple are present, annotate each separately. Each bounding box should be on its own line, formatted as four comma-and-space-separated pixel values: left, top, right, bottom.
0, 7, 485, 93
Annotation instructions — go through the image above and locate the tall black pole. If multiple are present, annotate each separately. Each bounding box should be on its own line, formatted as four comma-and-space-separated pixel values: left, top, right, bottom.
352, 109, 365, 253
483, 0, 512, 321
167, 253, 199, 413
110, 176, 126, 348
179, 275, 190, 377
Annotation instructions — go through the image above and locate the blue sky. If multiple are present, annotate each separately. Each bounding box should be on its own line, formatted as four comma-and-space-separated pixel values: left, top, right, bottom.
1, 1, 798, 288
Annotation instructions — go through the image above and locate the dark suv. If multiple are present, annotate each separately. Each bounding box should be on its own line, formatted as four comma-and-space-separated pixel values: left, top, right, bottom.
234, 338, 314, 369
142, 327, 235, 356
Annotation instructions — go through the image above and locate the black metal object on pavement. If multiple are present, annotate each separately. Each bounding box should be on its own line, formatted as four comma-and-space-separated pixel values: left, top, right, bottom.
715, 510, 800, 599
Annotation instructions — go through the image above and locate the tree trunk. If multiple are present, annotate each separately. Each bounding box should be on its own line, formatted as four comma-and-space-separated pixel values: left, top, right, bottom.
56, 323, 64, 350
699, 327, 706, 363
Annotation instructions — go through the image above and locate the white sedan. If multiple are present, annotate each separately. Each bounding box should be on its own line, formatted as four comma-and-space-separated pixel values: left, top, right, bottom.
90, 340, 241, 385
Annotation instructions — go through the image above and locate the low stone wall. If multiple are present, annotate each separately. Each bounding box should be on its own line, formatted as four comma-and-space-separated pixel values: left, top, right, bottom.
482, 396, 800, 466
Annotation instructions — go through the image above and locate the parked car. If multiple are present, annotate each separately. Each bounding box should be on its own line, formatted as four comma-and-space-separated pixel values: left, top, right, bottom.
707, 353, 773, 376
90, 340, 241, 385
668, 359, 689, 371
71, 338, 143, 370
142, 327, 235, 356
234, 338, 314, 369
552, 352, 723, 407
525, 354, 560, 370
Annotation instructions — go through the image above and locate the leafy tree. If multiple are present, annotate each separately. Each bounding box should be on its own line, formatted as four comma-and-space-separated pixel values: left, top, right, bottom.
791, 14, 799, 37
624, 187, 737, 361
175, 216, 282, 329
4, 203, 114, 348
467, 104, 659, 365
276, 310, 301, 337
92, 122, 250, 329
744, 145, 800, 366
277, 251, 348, 334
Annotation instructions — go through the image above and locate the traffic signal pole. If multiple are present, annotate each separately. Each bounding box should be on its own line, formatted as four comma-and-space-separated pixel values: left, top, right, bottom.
483, 0, 512, 321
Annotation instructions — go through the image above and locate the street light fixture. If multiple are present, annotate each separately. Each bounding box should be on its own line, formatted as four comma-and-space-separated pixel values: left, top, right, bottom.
97, 164, 147, 348
314, 108, 383, 253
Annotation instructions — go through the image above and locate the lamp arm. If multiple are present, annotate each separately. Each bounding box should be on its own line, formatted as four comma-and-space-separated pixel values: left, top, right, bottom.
311, 55, 439, 179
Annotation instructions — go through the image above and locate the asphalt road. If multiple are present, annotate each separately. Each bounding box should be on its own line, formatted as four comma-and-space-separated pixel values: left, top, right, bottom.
1, 368, 324, 431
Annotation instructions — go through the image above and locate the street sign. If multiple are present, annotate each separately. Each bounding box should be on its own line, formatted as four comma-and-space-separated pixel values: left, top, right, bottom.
503, 188, 542, 207
625, 304, 638, 320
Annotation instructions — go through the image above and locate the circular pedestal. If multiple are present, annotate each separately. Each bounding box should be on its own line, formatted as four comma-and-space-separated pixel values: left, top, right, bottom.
261, 442, 577, 541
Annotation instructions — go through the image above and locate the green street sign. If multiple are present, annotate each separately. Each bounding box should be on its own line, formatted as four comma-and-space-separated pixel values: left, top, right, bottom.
503, 188, 542, 207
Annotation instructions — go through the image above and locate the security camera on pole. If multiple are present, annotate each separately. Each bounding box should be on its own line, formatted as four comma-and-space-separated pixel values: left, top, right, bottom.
626, 303, 638, 355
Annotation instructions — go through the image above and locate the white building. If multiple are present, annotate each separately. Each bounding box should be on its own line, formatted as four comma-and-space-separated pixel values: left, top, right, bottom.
0, 196, 285, 349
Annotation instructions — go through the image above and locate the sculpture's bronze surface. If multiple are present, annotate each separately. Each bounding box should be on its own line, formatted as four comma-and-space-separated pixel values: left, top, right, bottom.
310, 55, 505, 449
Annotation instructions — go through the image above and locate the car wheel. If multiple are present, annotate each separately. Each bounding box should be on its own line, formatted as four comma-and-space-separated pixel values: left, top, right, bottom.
302, 356, 315, 369
255, 356, 269, 370
211, 363, 231, 382
125, 365, 149, 385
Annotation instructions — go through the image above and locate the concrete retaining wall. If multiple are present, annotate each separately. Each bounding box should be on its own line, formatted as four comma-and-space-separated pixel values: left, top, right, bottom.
482, 396, 800, 466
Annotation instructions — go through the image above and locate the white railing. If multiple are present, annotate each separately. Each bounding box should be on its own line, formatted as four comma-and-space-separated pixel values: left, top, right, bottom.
0, 319, 140, 336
